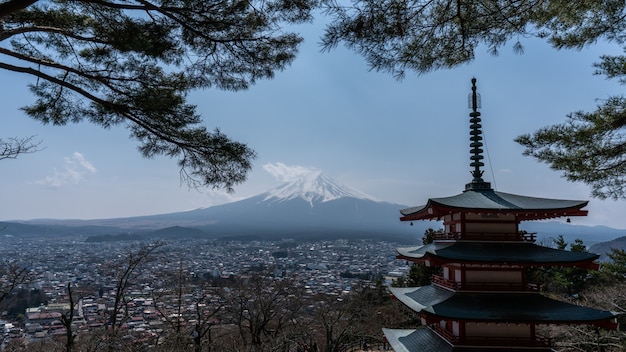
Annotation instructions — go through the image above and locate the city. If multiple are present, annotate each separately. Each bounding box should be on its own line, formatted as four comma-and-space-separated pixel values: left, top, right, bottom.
0, 234, 416, 350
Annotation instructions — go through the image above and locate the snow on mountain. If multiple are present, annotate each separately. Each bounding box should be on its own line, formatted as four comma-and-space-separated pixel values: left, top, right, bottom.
261, 171, 377, 206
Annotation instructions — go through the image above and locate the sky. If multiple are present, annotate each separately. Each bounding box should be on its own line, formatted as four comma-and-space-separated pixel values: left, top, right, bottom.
2, 19, 626, 229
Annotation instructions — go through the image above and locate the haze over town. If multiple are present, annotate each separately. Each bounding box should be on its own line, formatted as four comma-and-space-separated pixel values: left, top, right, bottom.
2, 21, 626, 229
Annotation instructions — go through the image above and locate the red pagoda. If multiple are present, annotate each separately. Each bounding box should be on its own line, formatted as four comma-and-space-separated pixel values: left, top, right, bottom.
383, 78, 619, 352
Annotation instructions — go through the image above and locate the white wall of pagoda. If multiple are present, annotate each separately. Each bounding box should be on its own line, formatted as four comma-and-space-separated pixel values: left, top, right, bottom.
465, 322, 531, 338
465, 270, 522, 283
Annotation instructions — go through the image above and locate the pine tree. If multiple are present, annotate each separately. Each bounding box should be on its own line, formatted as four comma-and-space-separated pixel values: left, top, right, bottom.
1, 0, 316, 189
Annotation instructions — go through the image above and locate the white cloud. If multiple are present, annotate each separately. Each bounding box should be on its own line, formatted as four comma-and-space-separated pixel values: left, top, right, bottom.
262, 162, 319, 182
71, 152, 97, 173
36, 152, 97, 189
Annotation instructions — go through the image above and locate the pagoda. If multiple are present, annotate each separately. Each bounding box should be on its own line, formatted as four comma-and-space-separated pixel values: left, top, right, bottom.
382, 78, 619, 352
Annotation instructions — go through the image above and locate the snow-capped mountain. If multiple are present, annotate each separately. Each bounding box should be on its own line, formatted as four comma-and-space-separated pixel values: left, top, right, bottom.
262, 171, 377, 206
11, 172, 426, 242
9, 171, 626, 248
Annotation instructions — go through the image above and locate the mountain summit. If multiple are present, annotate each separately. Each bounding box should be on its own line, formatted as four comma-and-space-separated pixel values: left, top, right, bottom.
11, 170, 423, 242
261, 171, 376, 206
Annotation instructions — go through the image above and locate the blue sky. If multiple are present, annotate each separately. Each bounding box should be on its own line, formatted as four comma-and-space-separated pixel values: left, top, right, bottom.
2, 20, 626, 229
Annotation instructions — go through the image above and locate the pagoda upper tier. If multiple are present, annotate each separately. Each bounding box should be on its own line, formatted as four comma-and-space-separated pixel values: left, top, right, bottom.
400, 188, 588, 222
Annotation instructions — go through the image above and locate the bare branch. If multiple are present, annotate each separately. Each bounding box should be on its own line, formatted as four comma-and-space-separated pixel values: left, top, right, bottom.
0, 135, 42, 160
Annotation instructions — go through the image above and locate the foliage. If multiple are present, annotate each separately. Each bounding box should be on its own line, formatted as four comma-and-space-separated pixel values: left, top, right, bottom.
0, 260, 33, 322
0, 288, 46, 319
591, 248, 626, 286
0, 0, 316, 190
321, 1, 622, 78
512, 1, 626, 199
0, 260, 31, 303
543, 283, 626, 352
516, 96, 626, 199
422, 228, 442, 245
527, 239, 626, 351
531, 236, 591, 294
392, 263, 435, 287
393, 228, 441, 287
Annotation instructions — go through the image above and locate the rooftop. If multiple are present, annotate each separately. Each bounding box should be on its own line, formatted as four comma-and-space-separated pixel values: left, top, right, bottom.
400, 189, 588, 221
390, 285, 618, 326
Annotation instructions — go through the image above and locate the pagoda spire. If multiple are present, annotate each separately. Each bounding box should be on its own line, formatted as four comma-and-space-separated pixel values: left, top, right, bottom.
465, 78, 492, 191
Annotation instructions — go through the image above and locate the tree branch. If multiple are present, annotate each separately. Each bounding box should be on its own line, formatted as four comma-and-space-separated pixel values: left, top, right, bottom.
0, 0, 38, 19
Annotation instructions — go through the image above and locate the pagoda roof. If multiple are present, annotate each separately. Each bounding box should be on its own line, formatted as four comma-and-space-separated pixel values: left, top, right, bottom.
389, 286, 618, 326
390, 285, 455, 310
400, 189, 588, 221
382, 328, 554, 352
397, 242, 599, 267
383, 328, 453, 352
383, 327, 553, 352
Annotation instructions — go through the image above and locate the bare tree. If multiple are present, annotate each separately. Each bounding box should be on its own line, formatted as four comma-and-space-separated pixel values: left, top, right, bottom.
540, 284, 626, 351
0, 260, 30, 303
190, 281, 226, 352
312, 296, 357, 352
152, 256, 189, 339
224, 271, 304, 351
0, 136, 42, 160
99, 241, 164, 351
60, 283, 78, 352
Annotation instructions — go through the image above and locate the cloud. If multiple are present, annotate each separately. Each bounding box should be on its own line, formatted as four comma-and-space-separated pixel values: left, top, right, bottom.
262, 162, 319, 182
36, 152, 97, 188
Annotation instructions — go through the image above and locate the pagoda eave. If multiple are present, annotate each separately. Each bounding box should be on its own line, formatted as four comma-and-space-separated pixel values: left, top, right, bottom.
396, 243, 600, 268
400, 206, 588, 222
419, 311, 619, 328
396, 253, 600, 270
383, 328, 454, 352
390, 287, 618, 328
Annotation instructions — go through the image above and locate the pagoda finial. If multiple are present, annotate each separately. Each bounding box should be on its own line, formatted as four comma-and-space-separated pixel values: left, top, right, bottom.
465, 78, 492, 191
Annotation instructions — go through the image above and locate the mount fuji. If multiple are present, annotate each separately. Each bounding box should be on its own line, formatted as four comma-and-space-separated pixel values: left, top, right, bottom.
8, 172, 626, 248
10, 172, 427, 242
261, 171, 377, 206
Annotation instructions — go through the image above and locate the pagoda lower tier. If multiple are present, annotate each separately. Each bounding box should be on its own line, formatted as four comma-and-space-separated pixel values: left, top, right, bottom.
383, 327, 554, 352
385, 286, 618, 352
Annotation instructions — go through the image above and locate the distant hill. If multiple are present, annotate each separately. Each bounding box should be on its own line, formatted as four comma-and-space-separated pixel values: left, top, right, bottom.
520, 222, 626, 247
589, 236, 626, 262
0, 221, 121, 239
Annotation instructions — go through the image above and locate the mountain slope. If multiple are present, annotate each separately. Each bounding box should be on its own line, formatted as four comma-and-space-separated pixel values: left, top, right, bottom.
15, 173, 426, 243
590, 236, 626, 261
